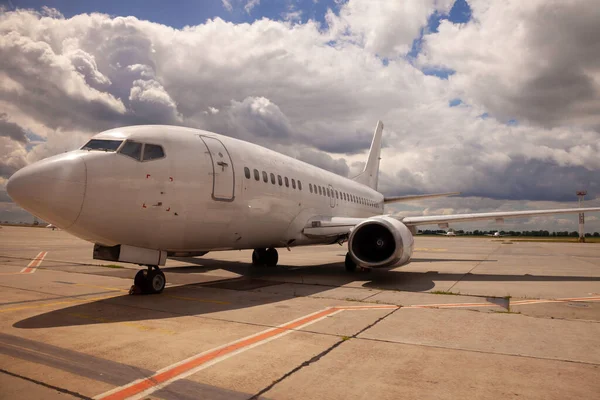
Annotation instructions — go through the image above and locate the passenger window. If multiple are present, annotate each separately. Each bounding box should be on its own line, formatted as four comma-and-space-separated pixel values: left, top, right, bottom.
298, 181, 302, 190
119, 141, 143, 161
262, 171, 268, 183
318, 186, 322, 195
309, 183, 313, 193
292, 179, 296, 189
270, 173, 276, 184
254, 169, 260, 181
245, 167, 250, 179
278, 175, 283, 186
143, 144, 164, 161
285, 177, 289, 187
335, 190, 338, 199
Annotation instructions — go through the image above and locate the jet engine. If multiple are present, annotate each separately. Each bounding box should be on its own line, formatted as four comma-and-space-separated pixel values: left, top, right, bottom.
348, 216, 414, 268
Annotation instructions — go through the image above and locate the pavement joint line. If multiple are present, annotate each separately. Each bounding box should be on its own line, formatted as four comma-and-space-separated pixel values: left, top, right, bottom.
250, 305, 401, 400
446, 242, 503, 293
0, 367, 93, 400
355, 335, 600, 367
93, 305, 400, 400
20, 251, 48, 274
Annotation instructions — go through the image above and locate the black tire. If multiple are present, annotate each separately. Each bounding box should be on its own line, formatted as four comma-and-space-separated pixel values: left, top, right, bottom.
345, 252, 357, 272
265, 248, 278, 267
134, 269, 149, 288
252, 249, 266, 266
147, 269, 166, 294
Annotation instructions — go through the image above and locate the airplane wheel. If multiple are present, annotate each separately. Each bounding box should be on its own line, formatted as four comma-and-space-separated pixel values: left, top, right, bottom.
134, 269, 149, 288
345, 252, 357, 272
132, 268, 165, 294
265, 248, 278, 267
252, 248, 267, 266
147, 269, 166, 293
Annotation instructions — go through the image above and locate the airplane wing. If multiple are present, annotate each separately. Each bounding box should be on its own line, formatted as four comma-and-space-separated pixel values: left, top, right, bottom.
302, 208, 600, 238
401, 207, 600, 227
384, 192, 460, 204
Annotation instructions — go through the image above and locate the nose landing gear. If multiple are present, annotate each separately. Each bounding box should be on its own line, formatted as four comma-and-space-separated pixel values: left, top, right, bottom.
130, 266, 166, 295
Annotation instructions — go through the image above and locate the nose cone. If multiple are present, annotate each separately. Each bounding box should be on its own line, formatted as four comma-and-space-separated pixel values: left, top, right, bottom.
7, 153, 86, 229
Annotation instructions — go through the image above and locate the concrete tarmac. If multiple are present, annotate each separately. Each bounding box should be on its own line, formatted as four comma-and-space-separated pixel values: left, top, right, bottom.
0, 226, 599, 399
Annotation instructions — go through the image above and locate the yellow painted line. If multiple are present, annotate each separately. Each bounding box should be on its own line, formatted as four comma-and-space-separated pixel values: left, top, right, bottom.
0, 295, 120, 313
414, 248, 447, 252
75, 283, 230, 305
76, 283, 128, 292
164, 294, 230, 305
68, 313, 176, 336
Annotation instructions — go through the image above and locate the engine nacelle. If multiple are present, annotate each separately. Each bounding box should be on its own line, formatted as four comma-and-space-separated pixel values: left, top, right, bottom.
348, 216, 414, 268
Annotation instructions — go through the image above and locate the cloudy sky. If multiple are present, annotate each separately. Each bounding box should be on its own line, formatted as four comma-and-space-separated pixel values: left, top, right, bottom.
1, 0, 599, 232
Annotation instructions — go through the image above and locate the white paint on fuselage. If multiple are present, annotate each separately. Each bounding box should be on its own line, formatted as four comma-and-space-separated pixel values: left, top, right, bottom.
67, 126, 384, 252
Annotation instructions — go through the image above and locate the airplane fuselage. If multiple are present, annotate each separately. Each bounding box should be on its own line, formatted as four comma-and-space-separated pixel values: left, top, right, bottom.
34, 126, 384, 252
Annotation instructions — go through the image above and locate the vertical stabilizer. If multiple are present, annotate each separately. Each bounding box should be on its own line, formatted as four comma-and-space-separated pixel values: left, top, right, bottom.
352, 121, 383, 190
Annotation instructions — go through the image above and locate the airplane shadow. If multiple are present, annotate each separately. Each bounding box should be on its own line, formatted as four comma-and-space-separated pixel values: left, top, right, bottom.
13, 256, 600, 330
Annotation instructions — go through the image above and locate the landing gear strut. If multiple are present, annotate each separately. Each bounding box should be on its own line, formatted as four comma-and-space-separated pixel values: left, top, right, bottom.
252, 248, 278, 267
345, 252, 357, 272
130, 265, 166, 295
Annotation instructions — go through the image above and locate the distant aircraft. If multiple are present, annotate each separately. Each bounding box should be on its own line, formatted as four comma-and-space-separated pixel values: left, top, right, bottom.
486, 231, 507, 237
46, 224, 58, 230
437, 230, 462, 236
7, 121, 600, 294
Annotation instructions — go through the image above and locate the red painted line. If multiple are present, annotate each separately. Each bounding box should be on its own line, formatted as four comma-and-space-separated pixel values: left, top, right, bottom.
97, 308, 340, 400
20, 251, 47, 274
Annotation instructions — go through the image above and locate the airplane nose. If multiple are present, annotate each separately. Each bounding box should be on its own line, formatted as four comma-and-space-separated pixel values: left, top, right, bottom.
6, 153, 86, 228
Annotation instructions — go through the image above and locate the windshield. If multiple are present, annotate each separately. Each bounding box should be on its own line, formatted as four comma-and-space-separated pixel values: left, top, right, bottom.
81, 139, 123, 152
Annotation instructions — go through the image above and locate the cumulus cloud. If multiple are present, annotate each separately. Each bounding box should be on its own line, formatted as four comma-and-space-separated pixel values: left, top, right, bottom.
0, 3, 599, 231
329, 0, 455, 57
419, 0, 600, 130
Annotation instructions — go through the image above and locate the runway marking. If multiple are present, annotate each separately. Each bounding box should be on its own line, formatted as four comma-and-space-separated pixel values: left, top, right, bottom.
0, 294, 120, 313
75, 283, 231, 305
511, 296, 600, 306
20, 251, 47, 274
69, 313, 177, 336
95, 305, 396, 400
414, 247, 447, 252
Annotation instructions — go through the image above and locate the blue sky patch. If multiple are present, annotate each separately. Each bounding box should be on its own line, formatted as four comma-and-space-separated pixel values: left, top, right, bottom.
10, 0, 345, 27
449, 98, 463, 107
422, 67, 455, 79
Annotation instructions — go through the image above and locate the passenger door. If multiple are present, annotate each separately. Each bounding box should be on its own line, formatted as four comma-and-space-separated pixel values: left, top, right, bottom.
328, 184, 336, 208
199, 136, 235, 201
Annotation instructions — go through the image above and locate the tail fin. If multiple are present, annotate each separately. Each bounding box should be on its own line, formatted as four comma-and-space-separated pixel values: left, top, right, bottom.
352, 121, 383, 190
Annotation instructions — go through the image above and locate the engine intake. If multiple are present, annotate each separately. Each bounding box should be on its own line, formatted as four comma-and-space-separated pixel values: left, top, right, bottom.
348, 216, 414, 268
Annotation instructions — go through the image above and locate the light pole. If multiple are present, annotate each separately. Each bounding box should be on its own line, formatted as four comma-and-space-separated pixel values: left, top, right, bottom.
577, 191, 587, 243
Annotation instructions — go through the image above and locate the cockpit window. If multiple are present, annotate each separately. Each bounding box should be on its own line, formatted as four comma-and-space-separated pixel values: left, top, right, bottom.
118, 141, 143, 161
81, 139, 123, 152
143, 144, 165, 161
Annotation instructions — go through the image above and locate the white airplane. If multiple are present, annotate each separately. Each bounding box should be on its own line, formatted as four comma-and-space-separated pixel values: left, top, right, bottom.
486, 231, 507, 237
7, 121, 600, 294
437, 230, 462, 236
46, 223, 58, 230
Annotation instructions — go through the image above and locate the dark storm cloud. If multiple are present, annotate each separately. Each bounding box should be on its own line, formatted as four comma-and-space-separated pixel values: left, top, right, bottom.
514, 0, 600, 130
387, 157, 599, 203
0, 114, 27, 142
